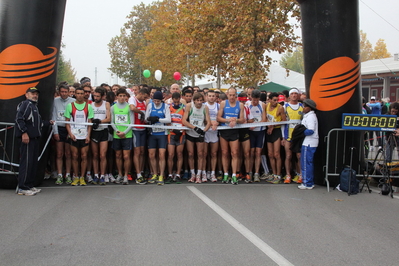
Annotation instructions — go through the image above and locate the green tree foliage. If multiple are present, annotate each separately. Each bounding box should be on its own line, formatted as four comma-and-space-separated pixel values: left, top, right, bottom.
56, 46, 77, 85
279, 47, 304, 74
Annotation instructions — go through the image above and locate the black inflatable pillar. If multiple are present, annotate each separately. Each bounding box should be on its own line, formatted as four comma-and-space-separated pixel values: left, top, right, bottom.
298, 0, 362, 185
0, 0, 67, 188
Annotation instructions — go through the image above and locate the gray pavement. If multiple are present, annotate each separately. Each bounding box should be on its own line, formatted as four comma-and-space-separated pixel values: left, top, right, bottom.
1, 180, 399, 266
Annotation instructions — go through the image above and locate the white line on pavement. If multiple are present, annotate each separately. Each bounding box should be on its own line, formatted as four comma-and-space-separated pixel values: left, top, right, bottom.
187, 186, 294, 266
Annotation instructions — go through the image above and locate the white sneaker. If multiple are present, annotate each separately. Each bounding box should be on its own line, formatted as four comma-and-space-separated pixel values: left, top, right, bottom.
115, 175, 122, 184
298, 184, 314, 190
104, 174, 109, 183
206, 171, 211, 180
30, 187, 41, 193
202, 172, 207, 182
122, 176, 128, 185
17, 189, 36, 196
210, 174, 217, 182
109, 174, 116, 183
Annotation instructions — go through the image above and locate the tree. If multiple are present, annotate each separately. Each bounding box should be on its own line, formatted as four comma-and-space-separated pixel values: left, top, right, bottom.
360, 30, 373, 62
108, 3, 154, 85
371, 38, 391, 59
279, 47, 304, 74
56, 44, 77, 85
177, 0, 301, 87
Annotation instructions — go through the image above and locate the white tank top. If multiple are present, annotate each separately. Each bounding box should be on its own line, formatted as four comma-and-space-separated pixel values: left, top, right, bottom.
92, 101, 107, 131
188, 104, 205, 137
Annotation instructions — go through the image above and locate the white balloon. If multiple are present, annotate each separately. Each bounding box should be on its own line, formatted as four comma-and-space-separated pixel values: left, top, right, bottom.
154, 70, 162, 81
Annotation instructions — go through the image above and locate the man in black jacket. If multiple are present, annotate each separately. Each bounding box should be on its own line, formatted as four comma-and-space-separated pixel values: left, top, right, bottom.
15, 87, 48, 195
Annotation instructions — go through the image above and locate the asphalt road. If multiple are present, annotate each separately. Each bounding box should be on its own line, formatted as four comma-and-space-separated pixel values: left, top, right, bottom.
1, 181, 399, 266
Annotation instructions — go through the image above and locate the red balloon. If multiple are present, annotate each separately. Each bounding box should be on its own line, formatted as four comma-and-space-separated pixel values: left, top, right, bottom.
173, 72, 181, 81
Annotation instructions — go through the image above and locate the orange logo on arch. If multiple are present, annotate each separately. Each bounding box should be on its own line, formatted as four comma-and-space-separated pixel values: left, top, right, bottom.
0, 44, 57, 100
310, 56, 360, 111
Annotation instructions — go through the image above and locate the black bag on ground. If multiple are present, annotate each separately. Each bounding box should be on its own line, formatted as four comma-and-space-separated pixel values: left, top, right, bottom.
339, 166, 360, 195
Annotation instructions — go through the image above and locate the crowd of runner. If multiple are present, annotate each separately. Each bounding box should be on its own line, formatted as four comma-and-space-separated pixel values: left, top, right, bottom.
49, 77, 317, 188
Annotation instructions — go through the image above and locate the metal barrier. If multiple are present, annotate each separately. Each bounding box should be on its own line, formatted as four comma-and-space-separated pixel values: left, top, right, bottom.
324, 128, 390, 192
0, 122, 18, 175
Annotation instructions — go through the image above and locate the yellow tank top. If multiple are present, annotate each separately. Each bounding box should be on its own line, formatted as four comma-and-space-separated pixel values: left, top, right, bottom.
266, 103, 282, 128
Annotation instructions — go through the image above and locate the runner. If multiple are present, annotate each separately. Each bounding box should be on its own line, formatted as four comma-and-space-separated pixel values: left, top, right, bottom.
217, 88, 245, 185
146, 91, 171, 185
129, 88, 150, 184
282, 88, 303, 184
183, 92, 211, 183
203, 90, 219, 182
65, 87, 94, 186
110, 88, 134, 185
53, 83, 75, 185
265, 92, 286, 184
166, 92, 186, 184
90, 87, 111, 185
247, 89, 267, 182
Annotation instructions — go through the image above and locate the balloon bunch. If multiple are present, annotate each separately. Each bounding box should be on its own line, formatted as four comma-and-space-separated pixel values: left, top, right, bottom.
142, 70, 181, 81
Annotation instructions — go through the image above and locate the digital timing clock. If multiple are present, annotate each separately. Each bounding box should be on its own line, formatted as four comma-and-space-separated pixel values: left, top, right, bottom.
342, 113, 397, 131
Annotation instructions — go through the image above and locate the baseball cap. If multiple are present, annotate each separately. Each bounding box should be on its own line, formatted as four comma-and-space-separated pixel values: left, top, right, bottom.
26, 87, 40, 93
278, 94, 285, 102
370, 96, 376, 100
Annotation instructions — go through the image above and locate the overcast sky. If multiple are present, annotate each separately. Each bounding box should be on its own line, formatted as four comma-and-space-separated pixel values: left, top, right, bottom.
61, 0, 399, 86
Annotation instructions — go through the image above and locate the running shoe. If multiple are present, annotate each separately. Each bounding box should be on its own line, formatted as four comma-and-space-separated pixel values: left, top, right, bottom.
237, 173, 242, 181
30, 187, 41, 193
254, 173, 261, 182
17, 189, 36, 196
298, 184, 314, 190
265, 174, 275, 182
284, 175, 291, 184
297, 177, 302, 184
109, 174, 116, 183
271, 175, 281, 184
231, 176, 238, 185
188, 173, 196, 183
86, 173, 93, 183
104, 174, 110, 183
127, 173, 133, 181
202, 172, 207, 183
136, 176, 147, 185
244, 174, 252, 183
260, 173, 269, 180
65, 174, 72, 185
173, 175, 182, 184
210, 174, 217, 182
195, 174, 202, 184
206, 171, 211, 180
157, 175, 164, 186
79, 177, 87, 186
55, 174, 63, 185
182, 171, 189, 179
165, 175, 174, 184
92, 177, 99, 185
217, 173, 223, 181
114, 175, 122, 184
148, 174, 158, 184
222, 174, 229, 183
122, 176, 129, 185
71, 177, 80, 186
99, 178, 106, 185
292, 174, 301, 183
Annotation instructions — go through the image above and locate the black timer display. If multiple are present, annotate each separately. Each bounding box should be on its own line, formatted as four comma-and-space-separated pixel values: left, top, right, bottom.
342, 113, 397, 131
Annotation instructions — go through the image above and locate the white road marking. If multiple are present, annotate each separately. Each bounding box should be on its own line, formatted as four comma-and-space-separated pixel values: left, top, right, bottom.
188, 186, 294, 266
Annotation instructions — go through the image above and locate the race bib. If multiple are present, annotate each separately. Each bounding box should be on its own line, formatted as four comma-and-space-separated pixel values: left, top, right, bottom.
71, 125, 87, 138
152, 122, 164, 133
115, 114, 128, 124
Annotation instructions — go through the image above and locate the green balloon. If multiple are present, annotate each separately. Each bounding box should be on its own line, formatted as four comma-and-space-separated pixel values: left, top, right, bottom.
143, 69, 151, 78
